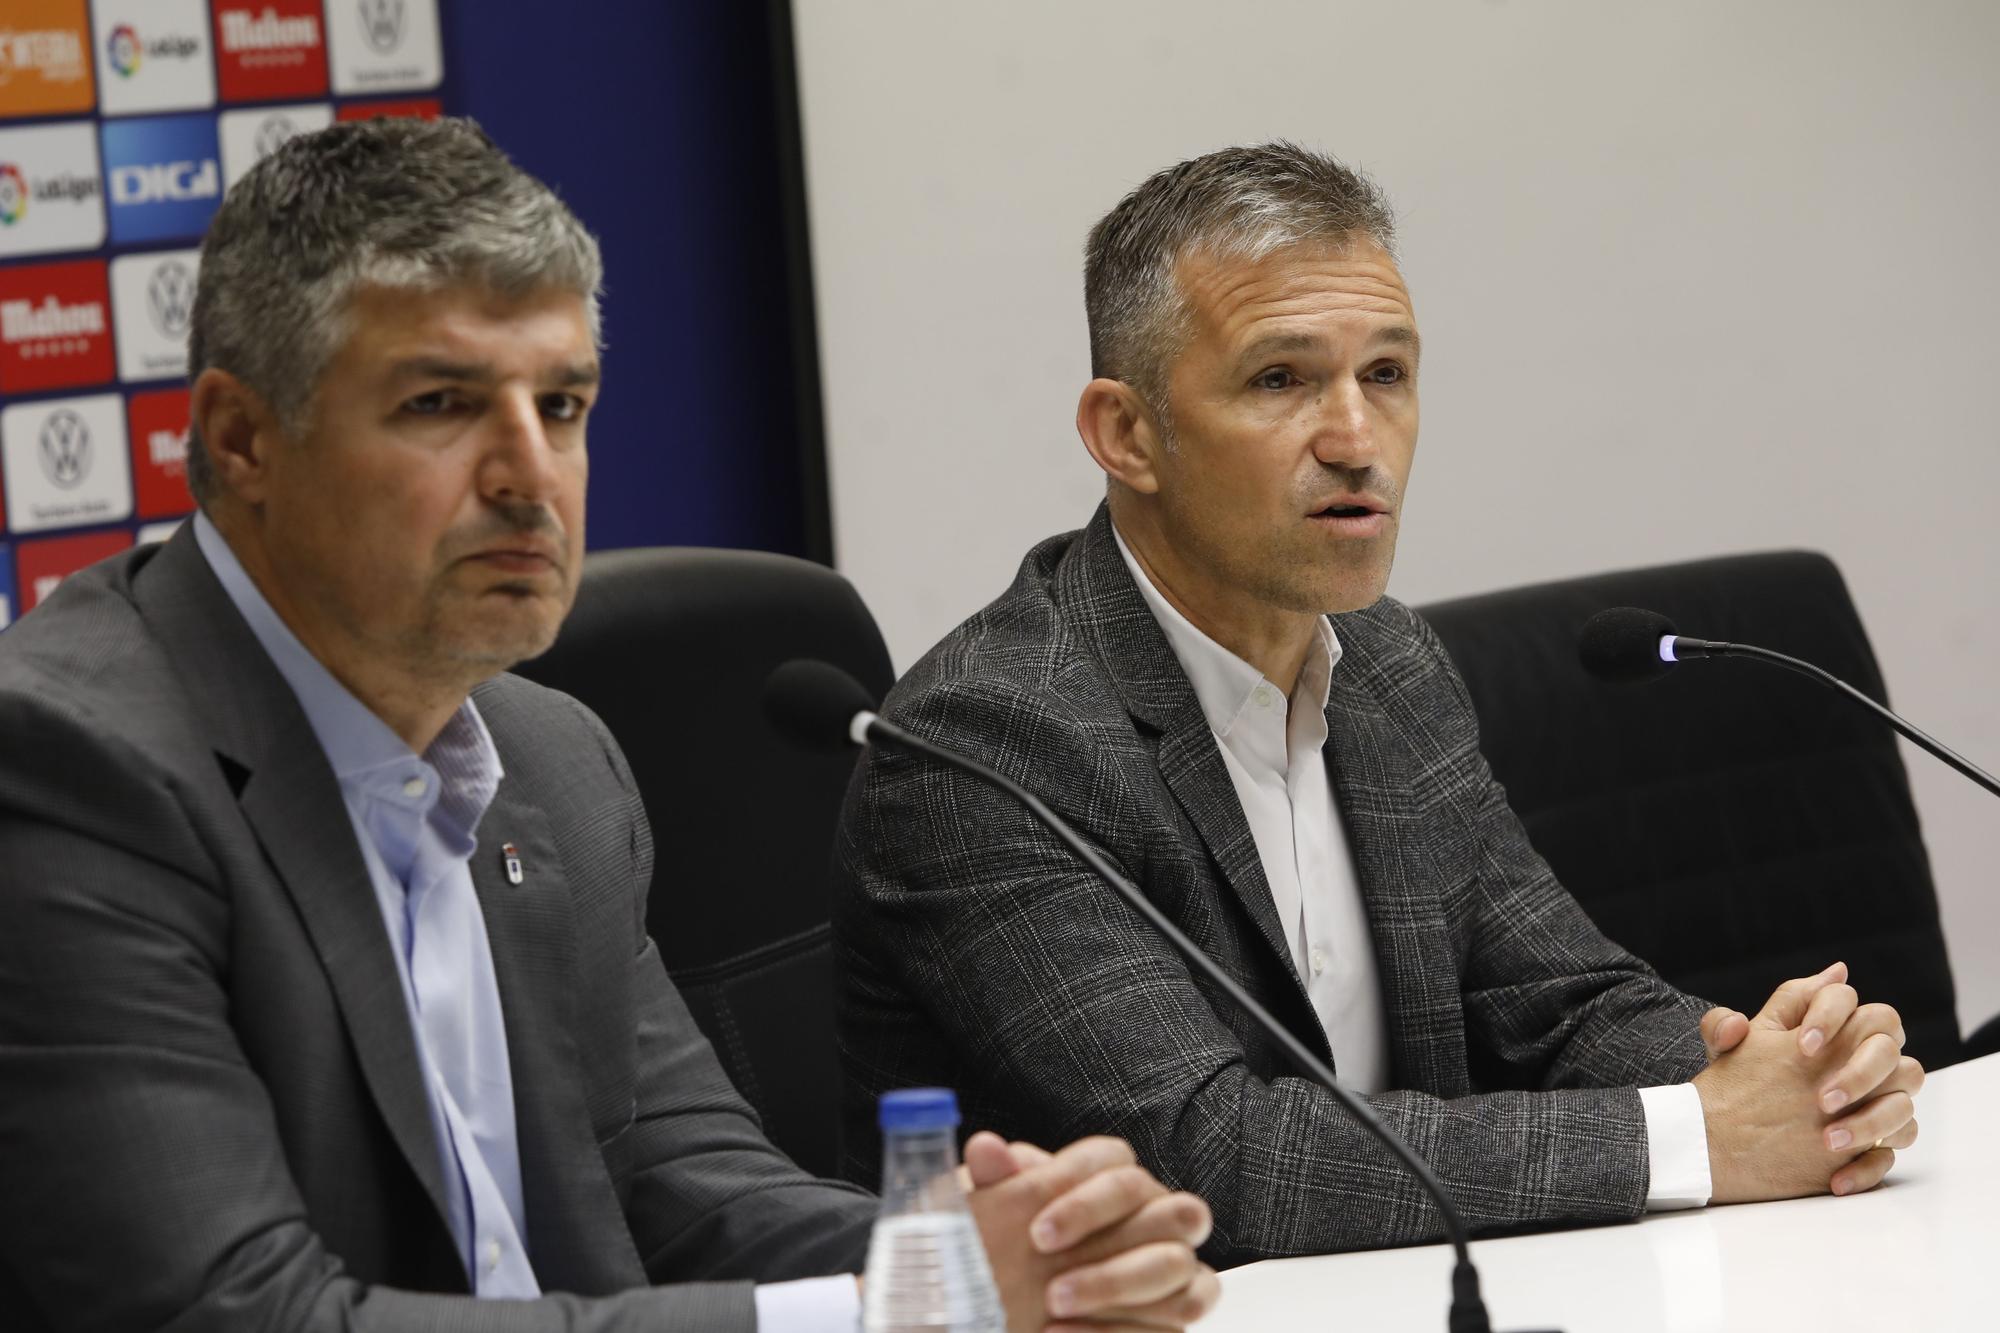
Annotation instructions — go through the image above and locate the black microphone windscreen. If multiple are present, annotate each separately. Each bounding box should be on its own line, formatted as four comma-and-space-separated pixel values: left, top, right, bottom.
1578, 607, 1680, 683
763, 659, 877, 751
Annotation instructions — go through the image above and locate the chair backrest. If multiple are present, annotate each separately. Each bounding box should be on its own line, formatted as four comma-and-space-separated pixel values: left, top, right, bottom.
512, 547, 895, 1177
1416, 551, 1964, 1067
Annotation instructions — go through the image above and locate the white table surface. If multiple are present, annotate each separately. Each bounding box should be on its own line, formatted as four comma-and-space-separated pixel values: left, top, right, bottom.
1207, 1052, 1999, 1332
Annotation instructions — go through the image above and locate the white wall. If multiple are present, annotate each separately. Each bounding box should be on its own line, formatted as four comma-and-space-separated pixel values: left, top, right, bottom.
792, 1, 2000, 1034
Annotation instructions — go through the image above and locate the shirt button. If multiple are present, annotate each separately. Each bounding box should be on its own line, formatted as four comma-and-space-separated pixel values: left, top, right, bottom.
484, 1239, 502, 1272
403, 776, 427, 798
1254, 684, 1279, 708
1309, 947, 1327, 975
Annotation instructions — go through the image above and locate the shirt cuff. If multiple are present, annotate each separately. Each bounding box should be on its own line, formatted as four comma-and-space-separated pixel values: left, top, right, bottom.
1638, 1082, 1712, 1211
752, 1273, 862, 1332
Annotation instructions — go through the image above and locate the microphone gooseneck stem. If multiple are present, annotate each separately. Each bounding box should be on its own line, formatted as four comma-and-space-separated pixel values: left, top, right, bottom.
864, 715, 1497, 1333
1685, 639, 2000, 799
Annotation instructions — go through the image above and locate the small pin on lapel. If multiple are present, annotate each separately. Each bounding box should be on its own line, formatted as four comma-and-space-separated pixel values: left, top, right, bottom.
501, 842, 524, 886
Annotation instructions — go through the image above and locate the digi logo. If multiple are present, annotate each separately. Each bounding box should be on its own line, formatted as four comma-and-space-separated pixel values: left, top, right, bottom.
100, 114, 222, 245
111, 158, 220, 205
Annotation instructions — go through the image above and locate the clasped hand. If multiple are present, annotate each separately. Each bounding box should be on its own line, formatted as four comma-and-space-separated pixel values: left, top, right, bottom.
1694, 960, 1925, 1203
963, 1132, 1219, 1332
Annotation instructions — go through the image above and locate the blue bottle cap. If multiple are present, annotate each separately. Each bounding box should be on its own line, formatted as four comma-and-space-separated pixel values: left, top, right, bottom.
879, 1087, 961, 1132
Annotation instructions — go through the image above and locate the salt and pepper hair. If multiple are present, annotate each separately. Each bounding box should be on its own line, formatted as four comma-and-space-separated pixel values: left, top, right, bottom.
186, 116, 603, 503
1083, 141, 1397, 435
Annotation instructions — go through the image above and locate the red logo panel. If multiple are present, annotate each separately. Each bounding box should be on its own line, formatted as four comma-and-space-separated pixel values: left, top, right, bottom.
337, 98, 443, 122
0, 259, 114, 395
16, 528, 130, 614
128, 387, 194, 520
211, 2, 328, 102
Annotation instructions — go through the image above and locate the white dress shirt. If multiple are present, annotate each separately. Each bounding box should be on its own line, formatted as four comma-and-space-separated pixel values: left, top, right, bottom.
1111, 523, 1710, 1208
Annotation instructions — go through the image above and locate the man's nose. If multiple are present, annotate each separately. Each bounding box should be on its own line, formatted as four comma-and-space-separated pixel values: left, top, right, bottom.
1309, 379, 1379, 470
482, 391, 562, 504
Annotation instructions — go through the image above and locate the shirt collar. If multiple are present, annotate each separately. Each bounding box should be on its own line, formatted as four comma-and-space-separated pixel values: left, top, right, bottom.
1110, 518, 1342, 741
192, 511, 503, 838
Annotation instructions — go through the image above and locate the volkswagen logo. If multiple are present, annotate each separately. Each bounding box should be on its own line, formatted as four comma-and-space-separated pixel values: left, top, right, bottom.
147, 260, 196, 339
39, 410, 92, 490
358, 0, 407, 54
253, 115, 299, 161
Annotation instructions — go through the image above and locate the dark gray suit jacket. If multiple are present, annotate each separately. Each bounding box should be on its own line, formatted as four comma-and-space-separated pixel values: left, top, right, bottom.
0, 530, 875, 1331
835, 505, 1710, 1265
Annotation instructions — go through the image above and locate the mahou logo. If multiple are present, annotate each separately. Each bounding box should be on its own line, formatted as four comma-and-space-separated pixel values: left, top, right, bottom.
0, 258, 114, 393
213, 3, 327, 102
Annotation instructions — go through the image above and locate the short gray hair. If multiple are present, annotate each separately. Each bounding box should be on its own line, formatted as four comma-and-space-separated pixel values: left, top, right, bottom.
1084, 141, 1396, 427
186, 116, 603, 504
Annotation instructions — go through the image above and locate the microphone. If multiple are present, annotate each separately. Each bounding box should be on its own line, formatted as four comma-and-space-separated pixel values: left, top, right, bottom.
1578, 607, 2000, 799
764, 659, 1559, 1333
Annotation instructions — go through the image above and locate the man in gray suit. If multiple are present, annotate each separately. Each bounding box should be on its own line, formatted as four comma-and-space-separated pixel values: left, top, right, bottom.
834, 143, 1924, 1265
0, 119, 1220, 1331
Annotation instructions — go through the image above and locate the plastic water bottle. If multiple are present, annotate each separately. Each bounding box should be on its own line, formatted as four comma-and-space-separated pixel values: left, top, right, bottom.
861, 1088, 1006, 1333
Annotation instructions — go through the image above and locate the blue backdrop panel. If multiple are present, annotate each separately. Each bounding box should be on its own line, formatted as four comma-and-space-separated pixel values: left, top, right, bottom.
448, 1, 821, 560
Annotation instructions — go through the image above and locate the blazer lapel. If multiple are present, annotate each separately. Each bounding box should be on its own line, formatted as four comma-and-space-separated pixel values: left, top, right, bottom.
469, 780, 642, 1291
136, 529, 457, 1235
1060, 507, 1321, 1044
1322, 658, 1470, 1097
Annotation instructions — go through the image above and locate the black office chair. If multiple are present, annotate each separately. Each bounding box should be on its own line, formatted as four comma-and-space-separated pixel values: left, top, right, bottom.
513, 548, 895, 1178
1418, 550, 1992, 1069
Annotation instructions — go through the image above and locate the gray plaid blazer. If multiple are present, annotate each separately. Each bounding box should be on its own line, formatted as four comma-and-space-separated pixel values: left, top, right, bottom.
0, 530, 874, 1331
834, 504, 1710, 1265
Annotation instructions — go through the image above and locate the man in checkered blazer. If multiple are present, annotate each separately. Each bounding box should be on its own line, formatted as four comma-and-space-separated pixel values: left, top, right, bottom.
833, 143, 1925, 1266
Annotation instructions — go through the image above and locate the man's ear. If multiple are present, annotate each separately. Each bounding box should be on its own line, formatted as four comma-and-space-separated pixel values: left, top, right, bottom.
189, 368, 281, 507
1075, 378, 1168, 495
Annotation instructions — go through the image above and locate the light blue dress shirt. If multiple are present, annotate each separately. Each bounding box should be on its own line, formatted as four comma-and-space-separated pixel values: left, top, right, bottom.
194, 515, 863, 1324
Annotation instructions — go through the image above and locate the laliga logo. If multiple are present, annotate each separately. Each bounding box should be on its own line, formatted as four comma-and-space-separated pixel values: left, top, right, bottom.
39, 409, 92, 490
147, 260, 196, 338
107, 23, 142, 78
0, 164, 24, 226
358, 0, 407, 54
112, 159, 220, 206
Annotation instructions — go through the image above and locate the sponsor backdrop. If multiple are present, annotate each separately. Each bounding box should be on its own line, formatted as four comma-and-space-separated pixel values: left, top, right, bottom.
0, 3, 823, 627
0, 0, 447, 625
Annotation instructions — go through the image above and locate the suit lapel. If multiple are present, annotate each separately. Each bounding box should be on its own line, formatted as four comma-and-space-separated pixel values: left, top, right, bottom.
1322, 651, 1470, 1097
1060, 507, 1321, 1043
469, 761, 642, 1290
136, 529, 457, 1235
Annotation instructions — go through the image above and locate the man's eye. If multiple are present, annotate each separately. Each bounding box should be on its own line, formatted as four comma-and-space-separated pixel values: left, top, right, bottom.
402, 391, 456, 415
1367, 363, 1407, 386
1252, 369, 1298, 391
541, 393, 587, 422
